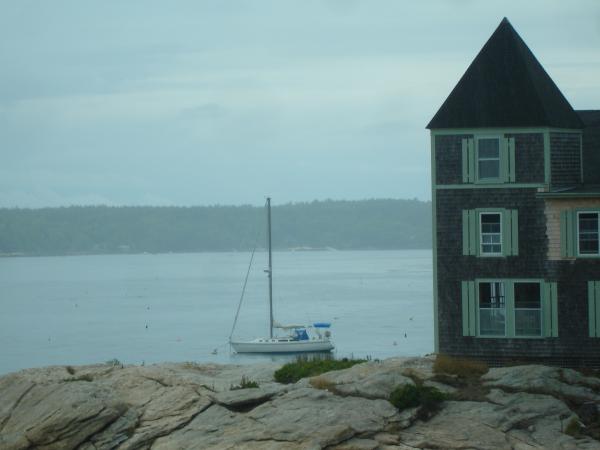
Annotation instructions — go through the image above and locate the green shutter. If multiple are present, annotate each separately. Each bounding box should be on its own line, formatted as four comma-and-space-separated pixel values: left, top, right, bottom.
590, 281, 600, 338
462, 210, 477, 256
502, 209, 511, 256
501, 209, 519, 256
461, 280, 476, 336
469, 210, 477, 256
468, 139, 475, 183
543, 282, 558, 337
560, 210, 575, 257
508, 137, 516, 182
462, 139, 469, 183
511, 209, 519, 256
462, 210, 469, 255
462, 138, 475, 183
501, 137, 510, 183
596, 282, 600, 338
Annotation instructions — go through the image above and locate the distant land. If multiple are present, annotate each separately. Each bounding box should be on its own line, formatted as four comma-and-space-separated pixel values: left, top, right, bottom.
0, 199, 431, 256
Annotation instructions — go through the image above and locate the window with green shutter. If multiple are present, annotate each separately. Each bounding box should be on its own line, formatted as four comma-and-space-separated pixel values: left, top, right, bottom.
561, 209, 600, 258
461, 279, 557, 338
589, 281, 600, 338
461, 136, 515, 184
462, 209, 519, 256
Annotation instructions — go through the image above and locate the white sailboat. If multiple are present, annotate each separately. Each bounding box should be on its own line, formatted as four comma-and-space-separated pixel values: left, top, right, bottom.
229, 198, 334, 354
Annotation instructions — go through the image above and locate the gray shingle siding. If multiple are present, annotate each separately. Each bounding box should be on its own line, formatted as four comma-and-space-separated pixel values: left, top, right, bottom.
550, 132, 581, 187
509, 133, 545, 183
434, 143, 600, 367
435, 135, 470, 185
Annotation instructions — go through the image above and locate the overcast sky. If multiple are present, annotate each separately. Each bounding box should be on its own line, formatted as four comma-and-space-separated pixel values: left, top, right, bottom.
1, 1, 599, 207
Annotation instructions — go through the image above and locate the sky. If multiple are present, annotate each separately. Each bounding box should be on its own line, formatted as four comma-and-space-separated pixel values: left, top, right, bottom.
1, 1, 599, 208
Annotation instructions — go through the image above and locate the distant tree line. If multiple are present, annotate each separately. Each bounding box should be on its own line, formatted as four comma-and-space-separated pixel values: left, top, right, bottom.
0, 199, 431, 256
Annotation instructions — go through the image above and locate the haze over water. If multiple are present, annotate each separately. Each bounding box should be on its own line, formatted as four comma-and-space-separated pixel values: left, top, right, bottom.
0, 250, 432, 375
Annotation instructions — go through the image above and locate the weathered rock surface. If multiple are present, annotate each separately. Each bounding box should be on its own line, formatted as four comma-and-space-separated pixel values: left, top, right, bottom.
483, 365, 600, 403
306, 356, 434, 399
0, 358, 598, 449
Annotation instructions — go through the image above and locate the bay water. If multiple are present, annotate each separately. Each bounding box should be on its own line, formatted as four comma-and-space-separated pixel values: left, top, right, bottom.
0, 250, 432, 375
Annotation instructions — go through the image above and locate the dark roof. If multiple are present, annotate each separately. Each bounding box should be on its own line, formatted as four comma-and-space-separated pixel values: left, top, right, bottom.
578, 110, 600, 127
578, 110, 600, 184
427, 18, 584, 130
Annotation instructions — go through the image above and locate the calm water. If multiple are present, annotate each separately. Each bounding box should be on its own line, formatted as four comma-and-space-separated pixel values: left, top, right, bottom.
0, 250, 433, 375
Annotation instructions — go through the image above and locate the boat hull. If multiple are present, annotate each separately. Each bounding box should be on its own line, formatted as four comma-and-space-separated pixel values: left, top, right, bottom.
231, 339, 334, 353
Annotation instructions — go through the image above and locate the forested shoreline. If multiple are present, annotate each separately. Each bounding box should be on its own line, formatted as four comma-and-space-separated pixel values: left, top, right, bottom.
0, 199, 431, 256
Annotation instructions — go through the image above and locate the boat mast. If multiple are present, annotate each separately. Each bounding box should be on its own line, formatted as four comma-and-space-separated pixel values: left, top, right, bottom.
267, 197, 274, 339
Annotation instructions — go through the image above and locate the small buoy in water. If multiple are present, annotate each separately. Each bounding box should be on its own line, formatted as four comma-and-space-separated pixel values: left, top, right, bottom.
147, 306, 150, 310
211, 349, 218, 355
145, 324, 148, 329
409, 316, 413, 321
404, 333, 407, 338
393, 341, 397, 346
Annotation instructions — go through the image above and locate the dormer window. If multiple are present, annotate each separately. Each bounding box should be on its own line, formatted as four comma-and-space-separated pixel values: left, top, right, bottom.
461, 136, 515, 184
477, 137, 501, 181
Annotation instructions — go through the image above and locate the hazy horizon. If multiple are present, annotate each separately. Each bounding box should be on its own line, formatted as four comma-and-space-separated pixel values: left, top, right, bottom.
2, 1, 599, 208
0, 195, 430, 209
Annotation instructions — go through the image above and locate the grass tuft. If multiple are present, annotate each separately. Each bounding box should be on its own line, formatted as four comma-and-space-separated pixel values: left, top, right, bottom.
230, 375, 259, 390
274, 356, 366, 384
564, 417, 583, 437
389, 383, 447, 420
433, 354, 488, 378
309, 376, 337, 392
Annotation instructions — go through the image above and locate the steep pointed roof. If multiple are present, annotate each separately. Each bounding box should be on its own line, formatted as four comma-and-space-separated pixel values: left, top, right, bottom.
427, 18, 583, 129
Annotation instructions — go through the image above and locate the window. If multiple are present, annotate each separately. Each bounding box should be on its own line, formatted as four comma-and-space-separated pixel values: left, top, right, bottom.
480, 213, 502, 255
461, 136, 515, 184
478, 281, 506, 336
578, 212, 599, 255
463, 209, 518, 256
477, 138, 501, 180
561, 210, 600, 258
514, 282, 542, 336
461, 280, 558, 338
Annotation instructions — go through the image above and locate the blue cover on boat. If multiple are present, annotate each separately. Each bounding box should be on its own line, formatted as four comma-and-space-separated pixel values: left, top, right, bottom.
313, 322, 331, 328
295, 329, 309, 340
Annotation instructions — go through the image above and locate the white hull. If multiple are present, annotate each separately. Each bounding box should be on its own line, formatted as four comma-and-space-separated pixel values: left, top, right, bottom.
231, 338, 334, 353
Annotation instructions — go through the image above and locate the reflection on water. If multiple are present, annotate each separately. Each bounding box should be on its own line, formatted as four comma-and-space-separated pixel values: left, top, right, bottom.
0, 250, 433, 374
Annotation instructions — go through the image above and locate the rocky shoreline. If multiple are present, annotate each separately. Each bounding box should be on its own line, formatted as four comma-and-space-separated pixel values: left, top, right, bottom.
1, 356, 600, 449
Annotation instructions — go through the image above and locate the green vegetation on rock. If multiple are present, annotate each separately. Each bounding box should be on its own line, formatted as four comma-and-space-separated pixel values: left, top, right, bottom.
230, 375, 259, 390
389, 384, 447, 420
433, 354, 488, 378
274, 357, 366, 384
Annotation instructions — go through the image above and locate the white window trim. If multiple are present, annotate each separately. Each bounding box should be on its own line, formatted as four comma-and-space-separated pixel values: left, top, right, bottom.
478, 280, 507, 337
479, 211, 503, 257
476, 136, 502, 182
476, 279, 545, 338
577, 211, 600, 257
513, 281, 543, 338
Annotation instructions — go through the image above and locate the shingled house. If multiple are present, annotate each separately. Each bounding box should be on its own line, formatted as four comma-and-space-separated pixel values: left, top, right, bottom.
428, 18, 600, 367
